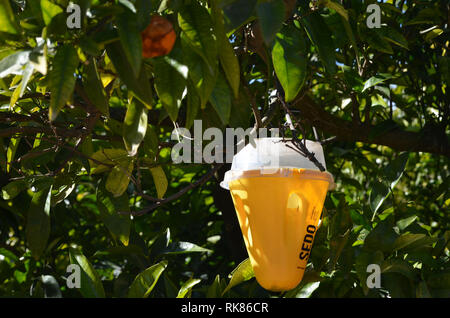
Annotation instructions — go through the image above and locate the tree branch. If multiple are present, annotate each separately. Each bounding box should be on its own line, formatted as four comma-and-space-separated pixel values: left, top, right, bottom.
125, 164, 224, 217
292, 94, 450, 157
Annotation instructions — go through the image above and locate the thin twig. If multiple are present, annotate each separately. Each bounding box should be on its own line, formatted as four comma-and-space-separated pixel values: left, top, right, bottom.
276, 81, 326, 172
243, 84, 263, 129
123, 164, 223, 217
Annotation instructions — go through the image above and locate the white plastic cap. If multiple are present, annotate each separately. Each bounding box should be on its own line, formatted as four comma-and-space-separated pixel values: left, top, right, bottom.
221, 138, 328, 189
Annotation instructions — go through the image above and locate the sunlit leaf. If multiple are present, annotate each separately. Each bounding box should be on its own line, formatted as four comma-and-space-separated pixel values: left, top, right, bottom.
150, 165, 168, 199
105, 160, 134, 197
272, 25, 307, 102
128, 260, 168, 298
40, 0, 63, 25
123, 99, 148, 156
177, 278, 201, 298
222, 258, 254, 295
0, 0, 20, 34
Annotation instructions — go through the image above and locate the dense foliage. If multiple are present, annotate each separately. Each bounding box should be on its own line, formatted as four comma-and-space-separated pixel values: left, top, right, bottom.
0, 0, 449, 298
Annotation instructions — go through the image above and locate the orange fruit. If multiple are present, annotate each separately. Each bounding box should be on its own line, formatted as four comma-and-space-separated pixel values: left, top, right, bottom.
141, 15, 176, 58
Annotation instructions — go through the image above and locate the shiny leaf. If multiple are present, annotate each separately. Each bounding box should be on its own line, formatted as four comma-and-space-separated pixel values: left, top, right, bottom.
128, 260, 168, 298
272, 25, 307, 102
49, 45, 79, 121
123, 99, 148, 156
26, 185, 52, 259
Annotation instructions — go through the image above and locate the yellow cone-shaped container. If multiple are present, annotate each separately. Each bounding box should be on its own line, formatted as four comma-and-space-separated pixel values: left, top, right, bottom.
221, 138, 334, 291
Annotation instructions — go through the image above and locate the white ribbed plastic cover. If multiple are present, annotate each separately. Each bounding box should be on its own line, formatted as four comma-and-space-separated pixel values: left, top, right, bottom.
221, 138, 328, 189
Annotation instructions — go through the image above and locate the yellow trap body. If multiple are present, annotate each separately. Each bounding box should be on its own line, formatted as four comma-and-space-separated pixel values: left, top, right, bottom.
221, 138, 335, 291
229, 168, 333, 291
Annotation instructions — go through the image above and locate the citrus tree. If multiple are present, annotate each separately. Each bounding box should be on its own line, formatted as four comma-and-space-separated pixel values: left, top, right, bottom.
0, 0, 449, 298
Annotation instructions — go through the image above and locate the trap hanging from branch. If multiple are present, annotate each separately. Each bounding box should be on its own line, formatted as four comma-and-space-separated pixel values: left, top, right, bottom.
277, 90, 326, 172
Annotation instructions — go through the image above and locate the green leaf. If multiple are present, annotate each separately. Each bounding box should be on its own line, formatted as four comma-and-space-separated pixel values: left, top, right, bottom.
135, 0, 153, 31
285, 281, 321, 298
209, 72, 232, 125
69, 246, 106, 298
142, 124, 159, 159
222, 258, 254, 295
128, 260, 168, 298
2, 180, 28, 200
18, 62, 34, 99
364, 29, 393, 54
186, 81, 201, 129
376, 27, 409, 50
6, 137, 20, 173
26, 185, 52, 259
150, 166, 168, 199
182, 38, 217, 109
123, 99, 148, 156
404, 8, 442, 26
97, 184, 131, 246
162, 241, 212, 255
105, 160, 134, 197
381, 259, 415, 281
383, 152, 409, 188
396, 215, 417, 232
83, 58, 109, 116
51, 181, 75, 207
272, 25, 307, 102
0, 0, 20, 34
362, 73, 393, 92
369, 181, 390, 215
229, 86, 252, 128
40, 275, 62, 298
40, 0, 63, 25
49, 45, 79, 121
149, 228, 171, 260
79, 36, 101, 57
118, 0, 136, 13
177, 278, 202, 298
320, 0, 348, 20
256, 0, 285, 45
0, 247, 19, 263
222, 0, 257, 32
105, 41, 153, 108
116, 10, 142, 77
364, 219, 398, 253
302, 12, 337, 74
206, 274, 226, 298
393, 233, 429, 252
153, 56, 187, 122
90, 148, 129, 174
424, 28, 444, 42
178, 2, 218, 70
212, 3, 240, 98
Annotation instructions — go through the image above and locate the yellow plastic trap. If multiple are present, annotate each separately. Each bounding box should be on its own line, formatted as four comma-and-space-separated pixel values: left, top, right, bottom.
221, 139, 334, 291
